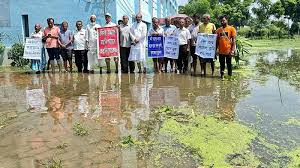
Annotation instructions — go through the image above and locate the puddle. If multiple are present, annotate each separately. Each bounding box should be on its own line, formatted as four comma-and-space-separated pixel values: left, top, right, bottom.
0, 50, 300, 167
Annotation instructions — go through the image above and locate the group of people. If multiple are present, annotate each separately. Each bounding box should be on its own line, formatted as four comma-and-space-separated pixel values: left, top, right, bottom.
29, 12, 236, 78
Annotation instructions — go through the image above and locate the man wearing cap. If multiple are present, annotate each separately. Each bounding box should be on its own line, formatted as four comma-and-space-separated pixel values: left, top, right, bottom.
103, 12, 118, 73
129, 13, 147, 73
86, 15, 101, 73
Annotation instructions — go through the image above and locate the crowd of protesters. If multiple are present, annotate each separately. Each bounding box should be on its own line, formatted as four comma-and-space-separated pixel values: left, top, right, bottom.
29, 12, 236, 79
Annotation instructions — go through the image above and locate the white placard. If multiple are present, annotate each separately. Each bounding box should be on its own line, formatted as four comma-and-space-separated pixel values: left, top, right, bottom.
26, 89, 46, 110
23, 38, 43, 60
164, 36, 179, 59
195, 33, 217, 59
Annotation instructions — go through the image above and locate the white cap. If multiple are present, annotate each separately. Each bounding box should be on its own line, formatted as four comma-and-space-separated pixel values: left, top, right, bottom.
105, 13, 112, 17
90, 14, 97, 19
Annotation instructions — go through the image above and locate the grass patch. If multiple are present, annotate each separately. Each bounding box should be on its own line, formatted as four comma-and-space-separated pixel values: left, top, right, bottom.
73, 123, 88, 136
287, 147, 300, 168
0, 66, 31, 73
248, 37, 300, 51
38, 158, 63, 168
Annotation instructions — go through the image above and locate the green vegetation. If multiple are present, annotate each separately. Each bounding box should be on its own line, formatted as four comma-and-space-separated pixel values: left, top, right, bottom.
8, 43, 28, 67
283, 118, 300, 127
287, 147, 300, 168
181, 0, 300, 38
56, 143, 68, 150
73, 123, 89, 136
0, 114, 17, 129
249, 37, 300, 50
0, 66, 31, 73
160, 116, 260, 167
38, 158, 63, 168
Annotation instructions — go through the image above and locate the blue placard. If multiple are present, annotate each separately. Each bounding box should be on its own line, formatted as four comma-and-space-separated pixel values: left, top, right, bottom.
148, 36, 164, 58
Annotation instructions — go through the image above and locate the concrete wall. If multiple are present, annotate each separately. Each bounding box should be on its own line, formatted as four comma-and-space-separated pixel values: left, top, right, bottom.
0, 0, 178, 65
0, 0, 117, 46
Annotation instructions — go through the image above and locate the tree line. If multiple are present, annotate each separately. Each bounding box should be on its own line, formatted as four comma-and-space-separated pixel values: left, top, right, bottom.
180, 0, 300, 39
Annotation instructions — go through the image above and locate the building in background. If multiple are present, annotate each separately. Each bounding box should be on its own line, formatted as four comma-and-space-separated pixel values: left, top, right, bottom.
0, 0, 178, 46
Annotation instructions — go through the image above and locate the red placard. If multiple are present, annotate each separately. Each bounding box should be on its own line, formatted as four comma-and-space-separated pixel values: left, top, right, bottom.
97, 26, 120, 59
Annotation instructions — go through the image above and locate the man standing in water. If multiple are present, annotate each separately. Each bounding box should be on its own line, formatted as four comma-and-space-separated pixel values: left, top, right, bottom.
43, 18, 62, 73
73, 20, 88, 73
216, 15, 236, 78
103, 13, 118, 73
176, 18, 191, 74
58, 21, 73, 72
148, 17, 164, 73
119, 15, 135, 73
163, 17, 177, 72
198, 14, 216, 76
31, 23, 45, 73
190, 14, 201, 76
86, 15, 101, 73
129, 13, 147, 73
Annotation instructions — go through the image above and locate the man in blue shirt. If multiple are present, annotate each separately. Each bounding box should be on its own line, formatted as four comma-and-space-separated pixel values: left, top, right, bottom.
163, 17, 177, 73
58, 21, 73, 72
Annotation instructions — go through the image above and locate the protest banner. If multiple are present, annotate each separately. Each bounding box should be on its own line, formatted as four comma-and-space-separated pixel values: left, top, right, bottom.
195, 33, 217, 59
23, 38, 43, 60
148, 35, 164, 58
164, 36, 179, 59
97, 26, 120, 59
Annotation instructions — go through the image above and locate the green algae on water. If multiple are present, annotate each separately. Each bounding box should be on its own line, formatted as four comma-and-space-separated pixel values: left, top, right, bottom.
287, 147, 300, 168
160, 115, 260, 167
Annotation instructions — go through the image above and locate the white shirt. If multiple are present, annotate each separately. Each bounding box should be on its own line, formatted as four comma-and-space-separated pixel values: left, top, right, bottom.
148, 26, 164, 36
176, 27, 191, 45
130, 21, 147, 46
191, 26, 199, 46
104, 21, 117, 27
129, 21, 147, 62
119, 23, 132, 48
73, 29, 87, 50
31, 31, 43, 39
163, 25, 177, 36
86, 23, 101, 48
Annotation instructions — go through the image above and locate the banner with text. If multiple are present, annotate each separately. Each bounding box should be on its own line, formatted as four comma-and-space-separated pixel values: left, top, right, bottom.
164, 36, 179, 59
97, 26, 120, 59
195, 33, 217, 59
148, 36, 164, 58
23, 38, 43, 60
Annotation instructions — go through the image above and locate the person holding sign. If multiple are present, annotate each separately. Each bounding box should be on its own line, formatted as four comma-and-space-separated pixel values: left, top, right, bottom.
43, 18, 62, 73
163, 17, 177, 73
58, 21, 73, 72
30, 24, 45, 73
86, 15, 101, 74
129, 13, 148, 74
148, 17, 164, 73
103, 13, 118, 74
197, 14, 216, 76
175, 18, 191, 74
216, 15, 236, 78
73, 21, 88, 73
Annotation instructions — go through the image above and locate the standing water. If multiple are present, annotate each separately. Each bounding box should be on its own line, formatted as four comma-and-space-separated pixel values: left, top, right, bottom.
0, 50, 300, 167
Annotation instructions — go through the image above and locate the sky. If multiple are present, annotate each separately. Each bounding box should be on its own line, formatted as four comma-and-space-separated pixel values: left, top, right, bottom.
178, 0, 188, 6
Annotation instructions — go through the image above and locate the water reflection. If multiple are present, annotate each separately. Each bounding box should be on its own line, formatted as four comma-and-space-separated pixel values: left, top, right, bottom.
0, 71, 251, 167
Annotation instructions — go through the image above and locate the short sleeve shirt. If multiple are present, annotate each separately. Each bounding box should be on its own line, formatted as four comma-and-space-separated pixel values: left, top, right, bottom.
176, 27, 191, 45
73, 29, 87, 50
148, 26, 164, 36
43, 26, 60, 48
199, 23, 216, 34
216, 26, 236, 55
59, 30, 73, 50
119, 23, 132, 48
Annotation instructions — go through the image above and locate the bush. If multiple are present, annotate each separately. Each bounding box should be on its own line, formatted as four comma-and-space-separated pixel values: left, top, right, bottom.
0, 43, 4, 56
238, 26, 251, 37
7, 43, 29, 67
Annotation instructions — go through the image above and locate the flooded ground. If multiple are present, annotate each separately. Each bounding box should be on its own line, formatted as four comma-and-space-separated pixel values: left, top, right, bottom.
0, 49, 300, 168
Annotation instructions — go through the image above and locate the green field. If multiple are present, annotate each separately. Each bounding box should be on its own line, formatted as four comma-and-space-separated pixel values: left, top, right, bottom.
248, 37, 300, 51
